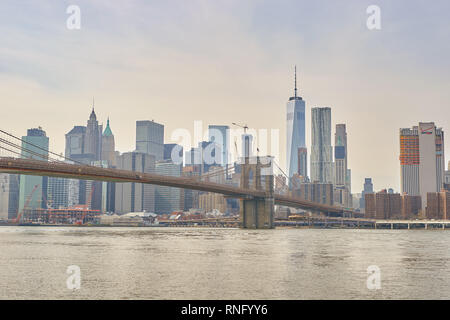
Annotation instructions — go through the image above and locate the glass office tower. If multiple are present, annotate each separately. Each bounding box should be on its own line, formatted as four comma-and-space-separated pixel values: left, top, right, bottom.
286, 67, 306, 178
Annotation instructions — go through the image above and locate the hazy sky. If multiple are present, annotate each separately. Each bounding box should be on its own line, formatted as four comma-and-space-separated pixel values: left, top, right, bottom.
0, 0, 449, 192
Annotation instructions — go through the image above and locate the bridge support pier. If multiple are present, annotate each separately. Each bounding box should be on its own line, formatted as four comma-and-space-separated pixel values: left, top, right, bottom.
239, 156, 274, 229
240, 197, 274, 229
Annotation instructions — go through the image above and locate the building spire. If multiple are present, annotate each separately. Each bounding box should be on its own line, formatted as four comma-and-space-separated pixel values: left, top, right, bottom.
103, 116, 113, 136
89, 97, 97, 121
294, 65, 298, 98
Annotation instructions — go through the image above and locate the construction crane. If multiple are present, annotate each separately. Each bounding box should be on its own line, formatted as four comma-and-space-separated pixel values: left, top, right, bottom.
233, 122, 257, 160
14, 184, 39, 224
232, 122, 248, 133
232, 122, 250, 161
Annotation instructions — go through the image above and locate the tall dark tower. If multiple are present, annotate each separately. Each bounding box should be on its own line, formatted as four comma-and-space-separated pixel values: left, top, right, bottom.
85, 105, 102, 161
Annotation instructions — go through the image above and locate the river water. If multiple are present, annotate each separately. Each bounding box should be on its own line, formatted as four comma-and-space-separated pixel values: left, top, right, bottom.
0, 226, 449, 299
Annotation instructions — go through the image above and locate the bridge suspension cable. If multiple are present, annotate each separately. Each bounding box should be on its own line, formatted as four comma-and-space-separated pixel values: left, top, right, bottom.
0, 128, 88, 165
0, 145, 23, 158
272, 160, 301, 190
0, 137, 50, 162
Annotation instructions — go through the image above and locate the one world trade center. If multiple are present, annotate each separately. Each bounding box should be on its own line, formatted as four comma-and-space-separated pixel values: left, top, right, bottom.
286, 66, 306, 179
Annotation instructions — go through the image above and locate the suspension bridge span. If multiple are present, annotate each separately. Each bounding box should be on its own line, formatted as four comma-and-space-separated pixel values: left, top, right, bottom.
0, 157, 351, 229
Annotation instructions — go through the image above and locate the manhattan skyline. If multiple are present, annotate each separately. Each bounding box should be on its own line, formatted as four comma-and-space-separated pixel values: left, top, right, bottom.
1, 0, 449, 192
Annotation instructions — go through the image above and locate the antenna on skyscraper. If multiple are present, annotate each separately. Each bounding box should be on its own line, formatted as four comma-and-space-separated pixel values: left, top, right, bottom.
294, 65, 298, 98
92, 96, 95, 111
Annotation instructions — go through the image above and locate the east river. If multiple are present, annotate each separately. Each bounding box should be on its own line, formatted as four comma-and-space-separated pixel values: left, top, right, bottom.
1, 226, 449, 299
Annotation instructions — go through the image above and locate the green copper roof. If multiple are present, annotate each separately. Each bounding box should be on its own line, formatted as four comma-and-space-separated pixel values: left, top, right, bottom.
103, 118, 113, 136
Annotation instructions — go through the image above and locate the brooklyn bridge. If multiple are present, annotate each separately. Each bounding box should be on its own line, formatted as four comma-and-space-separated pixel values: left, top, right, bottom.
0, 156, 354, 229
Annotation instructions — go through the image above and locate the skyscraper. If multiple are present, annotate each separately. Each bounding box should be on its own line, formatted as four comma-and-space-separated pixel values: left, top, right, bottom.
286, 66, 306, 178
242, 134, 253, 159
164, 143, 183, 164
310, 107, 333, 183
136, 120, 164, 161
334, 124, 347, 186
208, 125, 230, 166
202, 140, 226, 173
346, 169, 352, 194
445, 161, 450, 188
360, 178, 374, 210
0, 174, 19, 220
400, 122, 445, 208
65, 108, 104, 206
47, 176, 79, 209
65, 126, 86, 159
115, 152, 155, 214
85, 108, 102, 161
97, 118, 117, 213
18, 128, 49, 212
155, 160, 183, 214
182, 166, 200, 211
101, 118, 116, 167
185, 146, 202, 167
89, 160, 110, 212
297, 147, 308, 178
65, 108, 103, 163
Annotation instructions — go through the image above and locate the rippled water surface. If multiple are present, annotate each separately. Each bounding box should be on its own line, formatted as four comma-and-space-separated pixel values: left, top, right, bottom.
1, 226, 450, 299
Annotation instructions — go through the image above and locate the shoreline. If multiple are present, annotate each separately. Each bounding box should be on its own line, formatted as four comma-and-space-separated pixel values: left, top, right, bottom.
1, 223, 449, 230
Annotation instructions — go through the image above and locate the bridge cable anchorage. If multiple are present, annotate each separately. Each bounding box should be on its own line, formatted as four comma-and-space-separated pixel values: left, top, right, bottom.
0, 129, 88, 166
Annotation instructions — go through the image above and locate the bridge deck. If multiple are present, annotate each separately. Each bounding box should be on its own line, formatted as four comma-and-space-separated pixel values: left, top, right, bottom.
0, 157, 345, 214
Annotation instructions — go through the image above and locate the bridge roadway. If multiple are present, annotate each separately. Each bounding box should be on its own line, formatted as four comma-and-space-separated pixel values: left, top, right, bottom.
0, 157, 346, 214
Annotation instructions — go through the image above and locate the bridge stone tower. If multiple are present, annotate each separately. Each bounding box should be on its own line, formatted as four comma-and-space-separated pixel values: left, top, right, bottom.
239, 156, 274, 229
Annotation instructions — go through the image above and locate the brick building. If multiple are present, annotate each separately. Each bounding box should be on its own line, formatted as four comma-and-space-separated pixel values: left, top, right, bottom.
365, 190, 401, 219
425, 190, 450, 219
401, 194, 422, 219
